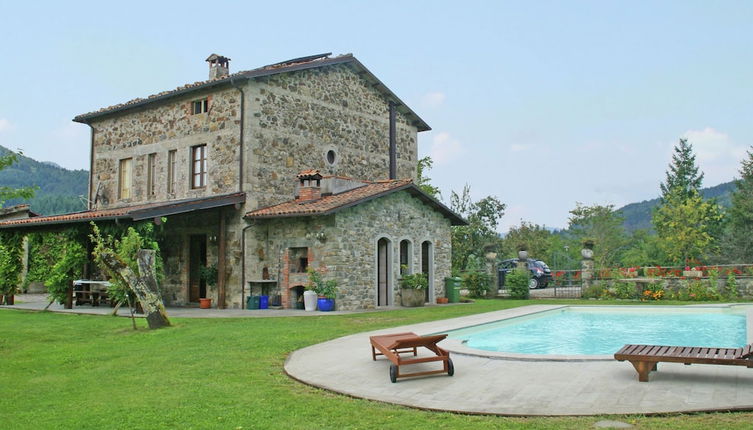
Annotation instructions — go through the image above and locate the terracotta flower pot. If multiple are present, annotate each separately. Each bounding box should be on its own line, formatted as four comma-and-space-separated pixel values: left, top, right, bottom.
436, 297, 449, 304
199, 298, 212, 309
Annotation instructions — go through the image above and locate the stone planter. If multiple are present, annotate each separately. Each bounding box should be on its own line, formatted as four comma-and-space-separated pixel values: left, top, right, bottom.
401, 288, 426, 307
683, 270, 703, 278
303, 290, 318, 311
517, 250, 528, 260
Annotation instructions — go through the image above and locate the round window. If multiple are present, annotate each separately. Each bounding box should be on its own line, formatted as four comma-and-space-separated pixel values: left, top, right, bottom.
326, 149, 336, 165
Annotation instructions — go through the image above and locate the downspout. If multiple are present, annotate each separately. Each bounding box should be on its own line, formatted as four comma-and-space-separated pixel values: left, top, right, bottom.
230, 76, 247, 308
86, 124, 95, 209
388, 101, 397, 179
240, 222, 254, 308
230, 76, 245, 192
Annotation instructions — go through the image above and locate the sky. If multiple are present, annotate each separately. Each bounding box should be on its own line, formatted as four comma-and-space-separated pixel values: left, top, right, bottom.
1, 1, 751, 231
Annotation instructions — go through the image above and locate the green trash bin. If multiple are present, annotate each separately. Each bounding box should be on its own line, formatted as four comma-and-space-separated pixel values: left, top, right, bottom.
246, 295, 261, 310
445, 277, 461, 303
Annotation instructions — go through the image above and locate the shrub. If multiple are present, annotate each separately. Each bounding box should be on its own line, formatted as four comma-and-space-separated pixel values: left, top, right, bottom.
613, 281, 637, 299
583, 282, 606, 299
725, 272, 739, 299
504, 268, 529, 299
463, 255, 492, 298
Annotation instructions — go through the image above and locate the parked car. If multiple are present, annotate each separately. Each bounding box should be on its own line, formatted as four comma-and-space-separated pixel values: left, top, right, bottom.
498, 258, 553, 289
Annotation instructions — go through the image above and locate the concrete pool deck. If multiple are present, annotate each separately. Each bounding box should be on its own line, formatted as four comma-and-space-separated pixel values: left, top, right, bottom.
285, 304, 753, 416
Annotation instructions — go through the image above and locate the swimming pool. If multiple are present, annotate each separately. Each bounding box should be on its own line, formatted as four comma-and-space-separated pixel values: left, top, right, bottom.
446, 306, 750, 356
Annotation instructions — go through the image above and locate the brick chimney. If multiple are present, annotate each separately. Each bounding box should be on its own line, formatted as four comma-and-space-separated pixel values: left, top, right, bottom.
206, 53, 230, 80
297, 170, 323, 201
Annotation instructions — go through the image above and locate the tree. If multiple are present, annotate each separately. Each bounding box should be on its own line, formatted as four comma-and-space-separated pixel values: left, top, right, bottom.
502, 221, 552, 261
90, 224, 170, 329
659, 138, 704, 203
0, 150, 36, 205
653, 138, 722, 265
653, 189, 723, 265
450, 185, 506, 273
567, 203, 627, 268
416, 156, 441, 199
721, 147, 753, 261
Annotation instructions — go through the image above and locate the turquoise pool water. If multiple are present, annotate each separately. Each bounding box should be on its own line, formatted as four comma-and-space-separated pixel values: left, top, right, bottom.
447, 307, 748, 355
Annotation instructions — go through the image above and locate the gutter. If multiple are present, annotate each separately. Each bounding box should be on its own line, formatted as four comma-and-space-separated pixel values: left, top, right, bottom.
229, 76, 246, 192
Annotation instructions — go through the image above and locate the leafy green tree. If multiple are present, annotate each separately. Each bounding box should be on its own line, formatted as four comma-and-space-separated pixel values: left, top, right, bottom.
721, 147, 753, 261
618, 229, 668, 267
502, 221, 553, 261
654, 138, 723, 265
416, 156, 441, 199
659, 138, 704, 203
567, 203, 627, 267
0, 150, 36, 205
653, 189, 723, 264
450, 185, 506, 272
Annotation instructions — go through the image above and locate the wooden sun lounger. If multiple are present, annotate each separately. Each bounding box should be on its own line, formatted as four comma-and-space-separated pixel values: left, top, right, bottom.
370, 332, 454, 383
615, 343, 753, 382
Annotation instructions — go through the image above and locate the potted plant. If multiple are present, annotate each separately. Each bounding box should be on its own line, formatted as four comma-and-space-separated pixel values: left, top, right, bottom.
199, 264, 217, 309
399, 270, 428, 307
304, 268, 321, 311
316, 279, 337, 312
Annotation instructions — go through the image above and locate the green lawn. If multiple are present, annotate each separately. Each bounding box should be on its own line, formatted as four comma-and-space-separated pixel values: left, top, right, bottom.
1, 299, 751, 429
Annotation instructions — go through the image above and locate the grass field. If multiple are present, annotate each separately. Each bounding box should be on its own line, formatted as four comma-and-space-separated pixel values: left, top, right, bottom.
1, 299, 751, 429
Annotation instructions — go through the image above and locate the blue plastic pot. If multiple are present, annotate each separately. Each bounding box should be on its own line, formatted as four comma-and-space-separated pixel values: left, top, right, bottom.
317, 297, 335, 312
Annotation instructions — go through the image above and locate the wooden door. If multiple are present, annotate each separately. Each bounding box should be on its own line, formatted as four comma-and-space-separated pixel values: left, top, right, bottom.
189, 235, 207, 302
422, 241, 431, 302
377, 238, 389, 306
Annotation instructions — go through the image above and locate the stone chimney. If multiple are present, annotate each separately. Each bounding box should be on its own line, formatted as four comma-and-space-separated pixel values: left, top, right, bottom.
297, 170, 323, 201
206, 53, 230, 80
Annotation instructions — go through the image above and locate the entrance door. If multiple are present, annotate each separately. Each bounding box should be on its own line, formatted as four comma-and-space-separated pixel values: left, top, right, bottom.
421, 241, 432, 302
189, 235, 207, 302
377, 238, 390, 306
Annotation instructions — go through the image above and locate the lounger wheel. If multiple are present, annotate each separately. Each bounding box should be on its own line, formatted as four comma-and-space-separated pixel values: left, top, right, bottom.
447, 358, 454, 376
389, 364, 398, 383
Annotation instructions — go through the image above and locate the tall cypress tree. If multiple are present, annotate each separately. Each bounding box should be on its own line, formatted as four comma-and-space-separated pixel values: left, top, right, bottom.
721, 147, 753, 261
659, 138, 704, 202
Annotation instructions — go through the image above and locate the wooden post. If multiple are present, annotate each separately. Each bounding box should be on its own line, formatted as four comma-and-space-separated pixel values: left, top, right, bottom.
217, 209, 226, 309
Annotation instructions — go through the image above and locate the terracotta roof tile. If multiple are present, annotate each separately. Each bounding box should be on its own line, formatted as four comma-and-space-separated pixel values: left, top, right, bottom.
73, 54, 350, 122
246, 179, 412, 219
0, 192, 245, 228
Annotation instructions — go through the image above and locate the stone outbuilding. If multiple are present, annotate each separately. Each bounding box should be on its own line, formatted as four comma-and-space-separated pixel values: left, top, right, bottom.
0, 53, 465, 310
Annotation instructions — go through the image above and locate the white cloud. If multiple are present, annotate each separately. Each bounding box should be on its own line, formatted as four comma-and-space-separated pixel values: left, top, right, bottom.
430, 132, 464, 165
421, 91, 446, 109
0, 118, 12, 133
681, 127, 747, 185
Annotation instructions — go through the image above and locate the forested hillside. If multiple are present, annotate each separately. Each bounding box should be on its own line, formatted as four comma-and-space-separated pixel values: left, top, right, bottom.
617, 181, 735, 232
0, 146, 88, 215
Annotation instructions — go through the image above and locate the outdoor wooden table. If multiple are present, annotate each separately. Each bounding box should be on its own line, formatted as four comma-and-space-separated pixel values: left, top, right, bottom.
70, 280, 111, 307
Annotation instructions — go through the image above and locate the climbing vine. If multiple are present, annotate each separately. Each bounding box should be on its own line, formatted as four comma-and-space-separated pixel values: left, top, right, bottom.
0, 231, 24, 298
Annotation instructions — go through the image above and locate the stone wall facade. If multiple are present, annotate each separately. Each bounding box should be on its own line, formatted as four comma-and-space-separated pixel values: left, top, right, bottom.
84, 59, 433, 310
247, 191, 452, 311
243, 64, 418, 210
90, 88, 242, 207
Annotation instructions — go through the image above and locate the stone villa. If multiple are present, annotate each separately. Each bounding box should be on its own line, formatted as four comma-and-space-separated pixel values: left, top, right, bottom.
0, 53, 465, 310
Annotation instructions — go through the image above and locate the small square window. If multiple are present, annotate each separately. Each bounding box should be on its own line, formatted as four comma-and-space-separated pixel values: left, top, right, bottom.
192, 98, 209, 115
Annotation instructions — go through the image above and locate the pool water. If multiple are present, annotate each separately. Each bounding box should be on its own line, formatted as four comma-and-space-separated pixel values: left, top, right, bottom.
447, 307, 748, 355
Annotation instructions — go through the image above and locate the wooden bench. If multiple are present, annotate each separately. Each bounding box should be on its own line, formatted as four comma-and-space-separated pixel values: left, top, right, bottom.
370, 332, 454, 383
615, 343, 753, 382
